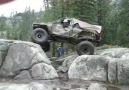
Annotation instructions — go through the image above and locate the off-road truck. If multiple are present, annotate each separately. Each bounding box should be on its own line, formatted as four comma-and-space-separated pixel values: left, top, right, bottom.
31, 18, 102, 55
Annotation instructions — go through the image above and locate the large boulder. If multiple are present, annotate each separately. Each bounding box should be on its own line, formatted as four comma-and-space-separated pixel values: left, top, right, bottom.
108, 58, 129, 84
96, 48, 129, 84
65, 48, 129, 84
95, 48, 129, 58
0, 39, 58, 80
30, 63, 58, 80
68, 55, 110, 81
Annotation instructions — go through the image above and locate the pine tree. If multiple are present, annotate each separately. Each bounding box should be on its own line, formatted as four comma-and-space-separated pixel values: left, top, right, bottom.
96, 0, 111, 44
117, 0, 129, 46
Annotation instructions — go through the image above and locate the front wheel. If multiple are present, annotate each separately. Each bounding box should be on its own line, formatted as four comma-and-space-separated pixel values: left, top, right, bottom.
31, 28, 48, 44
76, 41, 94, 55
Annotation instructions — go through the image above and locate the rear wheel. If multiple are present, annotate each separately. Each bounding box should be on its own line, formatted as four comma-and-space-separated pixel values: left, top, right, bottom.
76, 41, 94, 55
31, 28, 48, 44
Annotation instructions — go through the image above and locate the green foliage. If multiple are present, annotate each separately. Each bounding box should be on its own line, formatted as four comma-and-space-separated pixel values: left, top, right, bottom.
0, 16, 11, 38
0, 8, 39, 40
116, 0, 129, 46
69, 0, 97, 23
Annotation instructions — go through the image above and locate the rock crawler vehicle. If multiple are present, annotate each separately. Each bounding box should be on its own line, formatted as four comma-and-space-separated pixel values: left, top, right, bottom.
31, 18, 102, 55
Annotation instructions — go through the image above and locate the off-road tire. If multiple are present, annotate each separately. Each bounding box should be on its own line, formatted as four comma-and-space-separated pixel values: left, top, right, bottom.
41, 42, 50, 52
76, 41, 94, 55
31, 28, 48, 44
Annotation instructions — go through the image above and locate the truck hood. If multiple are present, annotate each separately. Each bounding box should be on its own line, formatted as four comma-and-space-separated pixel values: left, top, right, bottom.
33, 22, 52, 27
72, 18, 102, 34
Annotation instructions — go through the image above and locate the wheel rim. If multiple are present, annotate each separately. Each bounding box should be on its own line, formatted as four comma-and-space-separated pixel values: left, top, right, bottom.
35, 31, 44, 41
81, 45, 90, 54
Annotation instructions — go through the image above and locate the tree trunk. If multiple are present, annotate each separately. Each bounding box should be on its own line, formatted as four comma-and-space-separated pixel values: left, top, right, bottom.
61, 0, 64, 17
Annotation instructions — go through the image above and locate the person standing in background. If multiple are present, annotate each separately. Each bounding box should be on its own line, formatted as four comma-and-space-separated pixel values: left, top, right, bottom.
57, 45, 64, 58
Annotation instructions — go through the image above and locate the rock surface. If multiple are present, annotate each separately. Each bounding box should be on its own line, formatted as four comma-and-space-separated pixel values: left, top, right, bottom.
0, 39, 129, 89
108, 58, 129, 84
95, 48, 129, 58
117, 59, 129, 84
30, 63, 58, 80
68, 55, 110, 81
0, 39, 58, 80
108, 58, 118, 84
14, 70, 31, 80
88, 83, 106, 90
0, 82, 53, 90
0, 40, 11, 68
67, 48, 129, 84
57, 55, 78, 73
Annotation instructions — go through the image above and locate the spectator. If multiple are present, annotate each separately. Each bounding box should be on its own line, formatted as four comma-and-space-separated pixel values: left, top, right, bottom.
57, 45, 64, 58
